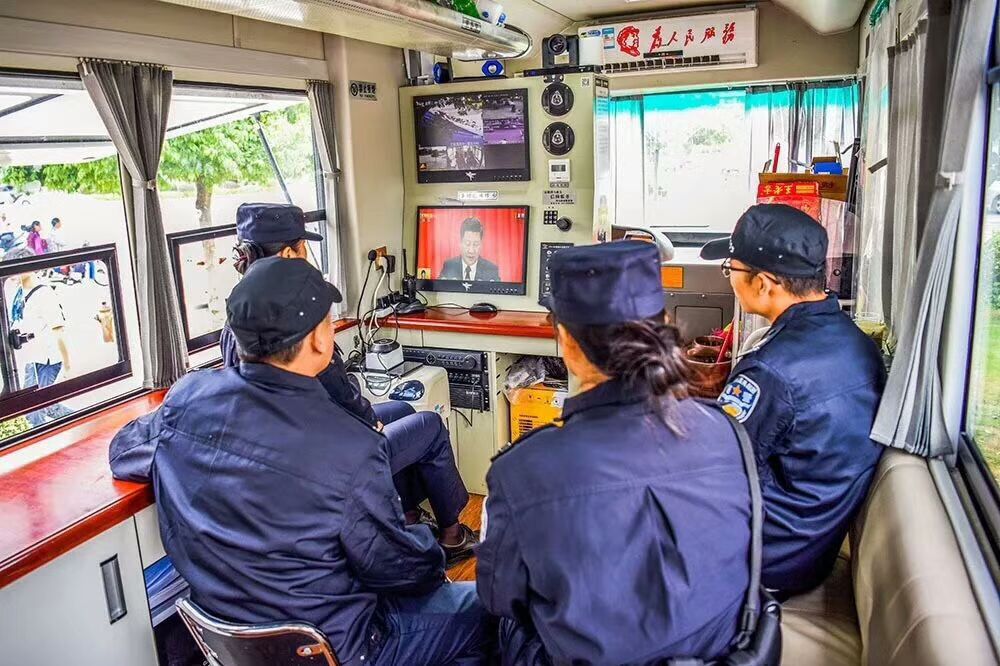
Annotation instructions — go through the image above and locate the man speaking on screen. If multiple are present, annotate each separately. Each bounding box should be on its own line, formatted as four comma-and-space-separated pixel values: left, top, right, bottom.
439, 217, 501, 282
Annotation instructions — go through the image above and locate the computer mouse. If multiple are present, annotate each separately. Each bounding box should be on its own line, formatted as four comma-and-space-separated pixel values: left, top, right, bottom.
470, 302, 499, 314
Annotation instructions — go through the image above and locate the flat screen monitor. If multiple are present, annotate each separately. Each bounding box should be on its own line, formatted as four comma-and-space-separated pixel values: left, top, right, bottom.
415, 206, 529, 296
413, 89, 530, 184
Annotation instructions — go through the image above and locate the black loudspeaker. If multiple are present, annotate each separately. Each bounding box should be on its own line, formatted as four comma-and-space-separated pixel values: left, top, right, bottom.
542, 34, 579, 68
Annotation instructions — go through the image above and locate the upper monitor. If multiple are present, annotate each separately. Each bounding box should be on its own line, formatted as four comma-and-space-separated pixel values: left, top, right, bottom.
413, 89, 531, 184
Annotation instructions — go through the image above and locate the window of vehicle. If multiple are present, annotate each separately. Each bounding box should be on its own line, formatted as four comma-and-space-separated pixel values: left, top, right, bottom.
612, 81, 859, 238
0, 245, 131, 427
161, 85, 328, 363
966, 86, 1000, 484
0, 73, 143, 446
167, 225, 239, 354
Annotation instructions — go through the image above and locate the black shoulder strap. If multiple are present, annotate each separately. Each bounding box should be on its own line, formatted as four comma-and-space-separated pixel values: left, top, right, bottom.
24, 284, 48, 303
721, 408, 764, 651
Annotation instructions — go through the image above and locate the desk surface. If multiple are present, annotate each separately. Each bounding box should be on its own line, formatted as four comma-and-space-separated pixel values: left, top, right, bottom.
389, 308, 555, 339
0, 392, 164, 588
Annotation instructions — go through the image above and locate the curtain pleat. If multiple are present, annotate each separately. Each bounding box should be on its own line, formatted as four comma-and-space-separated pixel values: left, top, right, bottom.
872, 0, 997, 457
306, 80, 348, 318
78, 59, 187, 388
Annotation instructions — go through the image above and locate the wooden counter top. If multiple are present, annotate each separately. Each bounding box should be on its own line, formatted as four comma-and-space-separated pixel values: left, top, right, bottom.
388, 308, 556, 339
0, 392, 164, 588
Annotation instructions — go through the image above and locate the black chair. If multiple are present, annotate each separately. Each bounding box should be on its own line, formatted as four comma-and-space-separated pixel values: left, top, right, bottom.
175, 598, 340, 666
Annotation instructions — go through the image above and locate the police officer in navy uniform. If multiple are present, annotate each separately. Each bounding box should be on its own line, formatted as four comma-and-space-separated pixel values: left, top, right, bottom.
701, 204, 886, 597
218, 203, 477, 565
476, 241, 755, 665
110, 257, 494, 665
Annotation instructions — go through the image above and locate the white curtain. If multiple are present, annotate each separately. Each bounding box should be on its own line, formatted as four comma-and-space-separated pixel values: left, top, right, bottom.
872, 0, 997, 458
306, 80, 348, 317
855, 6, 895, 327
610, 96, 645, 228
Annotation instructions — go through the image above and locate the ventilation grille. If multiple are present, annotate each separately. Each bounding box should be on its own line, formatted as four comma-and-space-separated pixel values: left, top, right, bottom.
603, 53, 748, 76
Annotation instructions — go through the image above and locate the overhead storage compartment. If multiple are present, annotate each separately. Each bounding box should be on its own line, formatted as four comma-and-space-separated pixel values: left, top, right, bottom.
157, 0, 533, 60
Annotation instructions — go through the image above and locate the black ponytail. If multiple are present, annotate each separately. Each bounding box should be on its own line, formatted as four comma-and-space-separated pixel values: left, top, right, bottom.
561, 313, 690, 433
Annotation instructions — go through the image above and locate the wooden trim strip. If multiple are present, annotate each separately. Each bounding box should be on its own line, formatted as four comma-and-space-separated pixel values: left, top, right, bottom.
0, 393, 164, 588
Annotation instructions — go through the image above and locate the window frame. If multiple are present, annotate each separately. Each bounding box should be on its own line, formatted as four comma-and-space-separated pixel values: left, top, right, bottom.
162, 83, 332, 356
0, 244, 133, 421
958, 77, 1000, 586
167, 210, 329, 355
166, 223, 239, 355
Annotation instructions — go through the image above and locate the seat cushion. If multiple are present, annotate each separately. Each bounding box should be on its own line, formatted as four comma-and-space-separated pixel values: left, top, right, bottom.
851, 450, 996, 666
781, 553, 862, 666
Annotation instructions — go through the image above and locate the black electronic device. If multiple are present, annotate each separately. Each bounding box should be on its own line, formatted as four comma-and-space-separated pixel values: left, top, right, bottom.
414, 205, 530, 296
523, 65, 600, 78
470, 302, 498, 314
396, 248, 425, 315
538, 242, 573, 305
541, 82, 574, 117
413, 88, 530, 184
543, 122, 575, 156
542, 34, 579, 69
402, 346, 490, 411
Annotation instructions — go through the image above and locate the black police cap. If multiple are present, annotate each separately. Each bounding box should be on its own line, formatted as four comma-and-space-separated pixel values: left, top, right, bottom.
701, 204, 828, 278
237, 203, 323, 246
542, 240, 665, 326
226, 257, 342, 357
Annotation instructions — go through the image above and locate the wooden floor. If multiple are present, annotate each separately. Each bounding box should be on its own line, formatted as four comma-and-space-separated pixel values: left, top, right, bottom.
447, 494, 484, 582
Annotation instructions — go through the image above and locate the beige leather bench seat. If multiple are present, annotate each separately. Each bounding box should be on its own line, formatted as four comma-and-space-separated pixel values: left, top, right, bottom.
780, 450, 996, 665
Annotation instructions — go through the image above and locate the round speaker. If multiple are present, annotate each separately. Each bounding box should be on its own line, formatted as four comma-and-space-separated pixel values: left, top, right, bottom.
543, 122, 575, 156
542, 82, 574, 117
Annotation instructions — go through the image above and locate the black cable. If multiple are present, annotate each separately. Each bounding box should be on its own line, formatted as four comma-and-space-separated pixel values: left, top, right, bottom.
428, 303, 472, 311
356, 259, 374, 352
455, 408, 473, 428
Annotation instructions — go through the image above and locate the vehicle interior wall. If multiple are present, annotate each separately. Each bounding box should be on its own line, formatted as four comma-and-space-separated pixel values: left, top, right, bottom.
324, 34, 409, 309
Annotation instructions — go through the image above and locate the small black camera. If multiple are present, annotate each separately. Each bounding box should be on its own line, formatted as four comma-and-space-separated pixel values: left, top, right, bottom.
542, 34, 579, 69
8, 328, 33, 351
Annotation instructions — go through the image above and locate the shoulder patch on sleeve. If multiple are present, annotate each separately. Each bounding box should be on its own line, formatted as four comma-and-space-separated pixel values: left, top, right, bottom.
718, 374, 761, 423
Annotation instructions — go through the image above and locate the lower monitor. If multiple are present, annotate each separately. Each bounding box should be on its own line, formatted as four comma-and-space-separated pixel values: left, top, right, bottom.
415, 206, 529, 296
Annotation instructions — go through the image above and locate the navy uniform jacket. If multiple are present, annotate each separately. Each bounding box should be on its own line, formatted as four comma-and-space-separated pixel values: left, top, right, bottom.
109, 364, 444, 665
719, 295, 885, 594
220, 324, 378, 426
477, 380, 752, 664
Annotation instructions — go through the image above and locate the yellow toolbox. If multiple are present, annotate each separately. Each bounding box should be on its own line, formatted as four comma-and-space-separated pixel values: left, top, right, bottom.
509, 382, 568, 441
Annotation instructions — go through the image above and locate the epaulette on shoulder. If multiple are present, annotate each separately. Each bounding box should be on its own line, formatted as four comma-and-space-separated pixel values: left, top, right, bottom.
491, 421, 561, 462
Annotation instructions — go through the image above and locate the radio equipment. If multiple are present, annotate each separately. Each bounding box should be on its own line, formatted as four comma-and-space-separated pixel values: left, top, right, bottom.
403, 347, 490, 411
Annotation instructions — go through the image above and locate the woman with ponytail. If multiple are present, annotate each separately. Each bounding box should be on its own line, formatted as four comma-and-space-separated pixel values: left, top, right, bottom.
477, 241, 755, 665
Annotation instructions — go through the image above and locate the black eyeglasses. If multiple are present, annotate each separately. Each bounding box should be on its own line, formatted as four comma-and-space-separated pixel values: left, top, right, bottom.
721, 259, 755, 278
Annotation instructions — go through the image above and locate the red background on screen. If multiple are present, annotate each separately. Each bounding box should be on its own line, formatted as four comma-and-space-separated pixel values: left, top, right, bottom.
416, 207, 527, 282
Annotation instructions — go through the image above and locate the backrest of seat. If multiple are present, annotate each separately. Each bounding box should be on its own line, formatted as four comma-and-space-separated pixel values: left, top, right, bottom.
176, 598, 339, 666
851, 450, 996, 665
